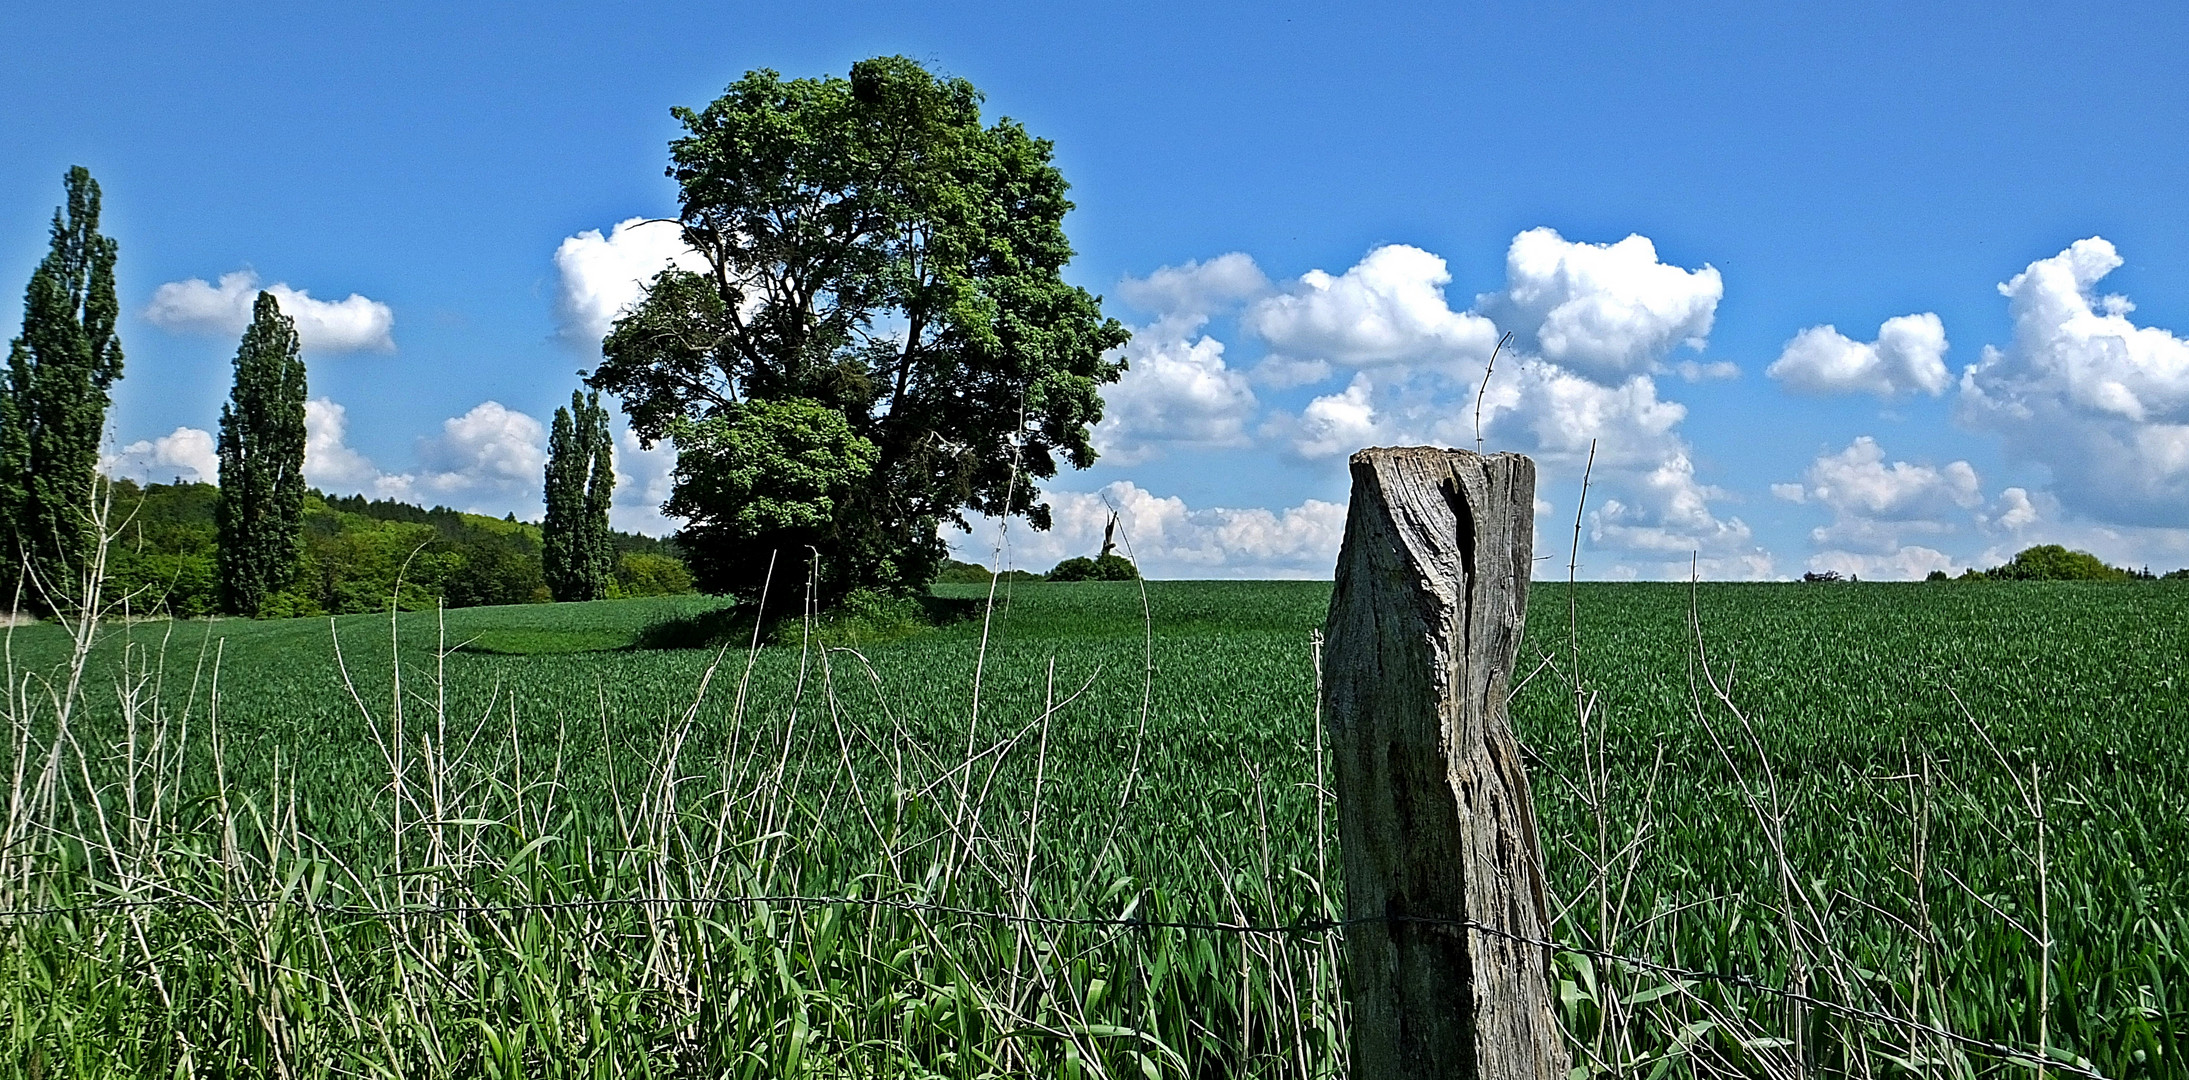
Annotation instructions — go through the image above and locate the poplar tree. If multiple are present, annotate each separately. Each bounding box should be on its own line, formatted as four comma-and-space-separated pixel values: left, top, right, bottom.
216, 292, 308, 616
543, 390, 614, 601
0, 167, 124, 615
582, 395, 616, 593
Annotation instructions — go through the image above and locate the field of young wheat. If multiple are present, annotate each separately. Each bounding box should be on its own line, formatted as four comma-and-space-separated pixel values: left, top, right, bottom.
2, 579, 2183, 1078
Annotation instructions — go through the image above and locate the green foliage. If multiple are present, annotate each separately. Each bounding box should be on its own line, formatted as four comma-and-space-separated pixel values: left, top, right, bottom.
613, 550, 694, 597
932, 557, 1042, 584
1, 167, 123, 615
1046, 552, 1139, 581
103, 480, 219, 617
663, 397, 879, 602
216, 292, 308, 616
92, 483, 691, 617
541, 389, 615, 601
1981, 543, 2131, 581
589, 56, 1128, 606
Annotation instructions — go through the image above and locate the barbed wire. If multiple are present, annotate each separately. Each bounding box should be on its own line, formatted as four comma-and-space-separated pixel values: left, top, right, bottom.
0, 889, 2107, 1079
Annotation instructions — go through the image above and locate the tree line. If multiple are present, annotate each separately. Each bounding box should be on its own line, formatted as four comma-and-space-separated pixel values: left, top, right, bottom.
103, 479, 691, 618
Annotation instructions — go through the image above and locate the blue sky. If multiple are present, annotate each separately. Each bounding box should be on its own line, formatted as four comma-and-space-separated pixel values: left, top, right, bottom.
5, 1, 2187, 578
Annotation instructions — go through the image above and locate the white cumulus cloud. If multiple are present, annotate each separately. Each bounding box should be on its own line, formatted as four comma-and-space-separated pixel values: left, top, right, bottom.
304, 397, 560, 521
103, 427, 218, 485
1282, 373, 1381, 460
1778, 436, 1983, 577
413, 402, 548, 513
1092, 254, 1274, 465
1244, 244, 1499, 368
304, 398, 407, 498
1768, 312, 1949, 397
1794, 436, 1982, 522
952, 481, 1347, 579
1475, 228, 1722, 385
145, 270, 394, 352
1094, 333, 1257, 465
610, 425, 677, 535
1251, 232, 1753, 574
1959, 237, 2189, 527
1115, 252, 1270, 339
552, 218, 711, 349
1808, 546, 1956, 581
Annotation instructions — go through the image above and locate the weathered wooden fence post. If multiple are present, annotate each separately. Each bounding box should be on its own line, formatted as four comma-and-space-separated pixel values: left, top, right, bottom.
1323, 447, 1570, 1080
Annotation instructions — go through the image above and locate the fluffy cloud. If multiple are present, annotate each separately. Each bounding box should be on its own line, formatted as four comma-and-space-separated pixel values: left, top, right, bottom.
1959, 237, 2189, 527
145, 271, 394, 352
301, 396, 681, 532
103, 427, 218, 485
1091, 255, 1273, 465
1094, 333, 1257, 464
1115, 252, 1269, 338
304, 397, 552, 519
552, 218, 711, 348
1790, 436, 1982, 523
1475, 228, 1722, 385
304, 398, 407, 498
1768, 312, 1949, 397
1807, 546, 1956, 581
1244, 244, 1499, 368
1589, 451, 1752, 554
1251, 234, 1752, 573
1283, 374, 1380, 459
413, 402, 548, 511
1777, 437, 1983, 577
951, 481, 1347, 579
609, 425, 676, 535
1961, 486, 2189, 574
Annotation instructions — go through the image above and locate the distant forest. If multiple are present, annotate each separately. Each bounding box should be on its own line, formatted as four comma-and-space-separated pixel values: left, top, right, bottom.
101, 480, 693, 617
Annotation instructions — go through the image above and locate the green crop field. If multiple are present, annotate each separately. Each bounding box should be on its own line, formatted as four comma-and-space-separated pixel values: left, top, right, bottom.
2, 579, 2184, 1078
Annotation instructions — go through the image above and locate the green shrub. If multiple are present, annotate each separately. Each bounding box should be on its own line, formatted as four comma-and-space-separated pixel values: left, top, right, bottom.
615, 552, 696, 597
933, 558, 995, 584
1047, 553, 1139, 581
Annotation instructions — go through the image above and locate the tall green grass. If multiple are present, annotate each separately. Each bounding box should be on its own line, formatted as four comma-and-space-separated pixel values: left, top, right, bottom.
2, 569, 2184, 1077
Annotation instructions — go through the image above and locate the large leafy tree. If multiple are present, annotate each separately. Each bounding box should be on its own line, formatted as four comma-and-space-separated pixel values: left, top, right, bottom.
541, 389, 615, 601
588, 56, 1128, 605
216, 292, 308, 616
1, 167, 123, 615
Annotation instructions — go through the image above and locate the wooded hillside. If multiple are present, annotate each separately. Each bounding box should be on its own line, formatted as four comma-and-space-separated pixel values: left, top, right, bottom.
101, 480, 693, 617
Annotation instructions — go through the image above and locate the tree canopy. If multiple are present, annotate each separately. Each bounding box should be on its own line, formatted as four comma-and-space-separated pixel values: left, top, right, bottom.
588, 56, 1128, 605
1979, 544, 2130, 581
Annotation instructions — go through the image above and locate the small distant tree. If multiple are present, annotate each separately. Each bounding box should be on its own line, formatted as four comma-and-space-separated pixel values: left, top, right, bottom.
0, 167, 123, 614
1983, 544, 2128, 581
542, 390, 615, 601
1047, 553, 1138, 581
216, 292, 308, 616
